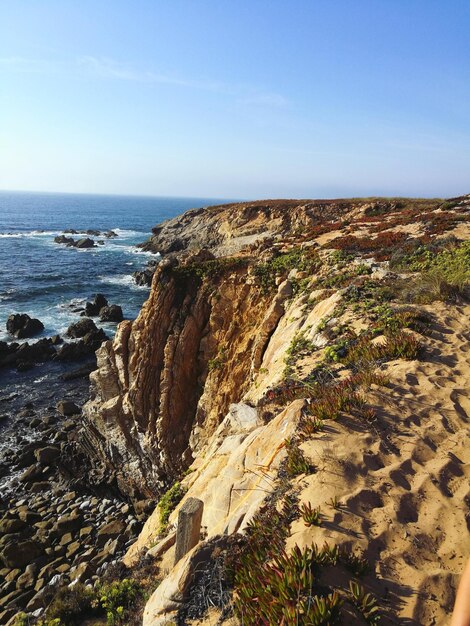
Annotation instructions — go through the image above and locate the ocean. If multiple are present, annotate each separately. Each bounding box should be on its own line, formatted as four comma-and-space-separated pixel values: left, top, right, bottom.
0, 190, 228, 343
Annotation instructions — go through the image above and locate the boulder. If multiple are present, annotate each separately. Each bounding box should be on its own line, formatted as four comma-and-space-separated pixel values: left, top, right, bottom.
6, 314, 44, 339
66, 318, 97, 338
56, 401, 80, 416
75, 238, 95, 249
34, 446, 60, 465
96, 519, 126, 546
85, 293, 108, 317
16, 564, 38, 590
54, 235, 75, 245
0, 518, 27, 534
0, 540, 43, 568
55, 512, 82, 534
99, 305, 123, 323
133, 267, 156, 286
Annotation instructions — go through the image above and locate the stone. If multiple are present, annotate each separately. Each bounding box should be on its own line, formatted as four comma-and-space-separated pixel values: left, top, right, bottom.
85, 294, 108, 316
56, 400, 80, 416
66, 541, 81, 559
6, 314, 44, 339
0, 518, 27, 534
34, 446, 60, 464
99, 304, 123, 323
59, 533, 73, 546
70, 561, 94, 583
16, 564, 38, 590
96, 519, 126, 546
19, 464, 43, 483
66, 317, 97, 339
75, 237, 95, 249
54, 235, 75, 245
174, 498, 204, 565
79, 526, 93, 539
55, 512, 82, 534
0, 540, 43, 568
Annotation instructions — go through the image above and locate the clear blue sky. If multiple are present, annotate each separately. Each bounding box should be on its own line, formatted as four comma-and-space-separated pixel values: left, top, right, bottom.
1, 1, 469, 199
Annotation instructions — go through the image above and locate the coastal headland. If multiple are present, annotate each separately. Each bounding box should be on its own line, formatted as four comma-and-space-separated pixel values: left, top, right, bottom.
1, 195, 469, 625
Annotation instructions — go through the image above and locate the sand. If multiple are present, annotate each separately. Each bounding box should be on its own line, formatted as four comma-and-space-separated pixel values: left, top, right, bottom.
286, 302, 470, 625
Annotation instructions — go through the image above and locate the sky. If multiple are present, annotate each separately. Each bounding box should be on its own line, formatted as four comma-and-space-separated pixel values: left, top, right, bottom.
1, 1, 469, 199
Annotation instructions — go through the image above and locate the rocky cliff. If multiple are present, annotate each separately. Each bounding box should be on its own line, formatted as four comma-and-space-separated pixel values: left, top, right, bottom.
28, 194, 469, 625
83, 196, 470, 502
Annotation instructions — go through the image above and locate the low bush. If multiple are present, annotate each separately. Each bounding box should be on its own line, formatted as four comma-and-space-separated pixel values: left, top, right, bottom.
254, 247, 321, 292
159, 482, 186, 532
342, 331, 420, 368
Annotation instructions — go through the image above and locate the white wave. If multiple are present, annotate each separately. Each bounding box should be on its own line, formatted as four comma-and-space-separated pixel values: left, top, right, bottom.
111, 228, 146, 237
98, 274, 148, 289
0, 230, 62, 238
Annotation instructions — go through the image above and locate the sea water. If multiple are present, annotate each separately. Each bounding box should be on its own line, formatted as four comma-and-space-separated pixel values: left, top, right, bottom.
0, 190, 227, 342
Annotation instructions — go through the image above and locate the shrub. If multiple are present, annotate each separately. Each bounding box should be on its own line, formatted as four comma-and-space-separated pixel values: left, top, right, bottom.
97, 578, 143, 625
233, 543, 343, 625
45, 584, 94, 624
342, 331, 420, 368
159, 482, 186, 532
254, 247, 321, 291
327, 231, 409, 261
173, 256, 248, 280
284, 331, 317, 377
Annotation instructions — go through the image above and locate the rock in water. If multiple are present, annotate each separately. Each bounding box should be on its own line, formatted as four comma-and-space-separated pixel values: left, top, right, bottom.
54, 235, 75, 245
85, 293, 108, 316
99, 305, 123, 322
75, 237, 95, 249
6, 314, 44, 339
66, 318, 97, 338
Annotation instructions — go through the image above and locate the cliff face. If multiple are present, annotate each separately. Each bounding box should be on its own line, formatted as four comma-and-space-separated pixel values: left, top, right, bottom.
83, 254, 287, 498
83, 198, 354, 497
83, 195, 470, 501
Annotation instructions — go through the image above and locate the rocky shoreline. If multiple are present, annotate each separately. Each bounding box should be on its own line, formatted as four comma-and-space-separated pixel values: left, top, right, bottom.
0, 265, 146, 621
0, 357, 150, 622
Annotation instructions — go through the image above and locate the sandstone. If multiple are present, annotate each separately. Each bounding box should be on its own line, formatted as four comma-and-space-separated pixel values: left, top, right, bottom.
56, 400, 80, 416
96, 519, 126, 546
66, 542, 81, 559
59, 532, 73, 546
0, 540, 43, 568
55, 512, 82, 534
79, 525, 93, 539
16, 564, 38, 590
0, 518, 27, 534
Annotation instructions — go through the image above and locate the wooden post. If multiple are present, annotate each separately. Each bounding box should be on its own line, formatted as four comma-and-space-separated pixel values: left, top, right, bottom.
174, 498, 204, 565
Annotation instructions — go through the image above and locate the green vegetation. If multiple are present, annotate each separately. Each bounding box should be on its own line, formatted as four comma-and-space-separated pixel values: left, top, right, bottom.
159, 481, 186, 532
285, 437, 314, 477
283, 330, 317, 377
207, 346, 226, 371
13, 579, 144, 626
173, 256, 248, 280
300, 502, 322, 526
254, 246, 321, 292
228, 492, 375, 625
349, 581, 381, 625
97, 579, 143, 625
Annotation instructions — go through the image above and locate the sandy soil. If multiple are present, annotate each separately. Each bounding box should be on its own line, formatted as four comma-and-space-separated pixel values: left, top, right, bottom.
285, 302, 470, 625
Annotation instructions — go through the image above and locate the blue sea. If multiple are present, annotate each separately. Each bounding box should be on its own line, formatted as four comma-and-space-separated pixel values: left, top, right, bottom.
0, 191, 228, 343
